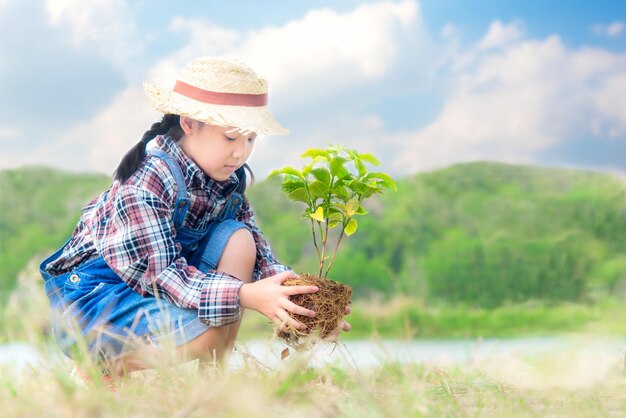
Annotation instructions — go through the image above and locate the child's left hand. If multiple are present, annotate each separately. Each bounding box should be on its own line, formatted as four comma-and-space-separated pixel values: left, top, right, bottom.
324, 305, 351, 341
339, 305, 351, 332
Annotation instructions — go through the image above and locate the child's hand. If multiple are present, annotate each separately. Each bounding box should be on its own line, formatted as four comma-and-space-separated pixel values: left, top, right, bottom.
239, 271, 318, 330
340, 305, 352, 332
323, 305, 351, 341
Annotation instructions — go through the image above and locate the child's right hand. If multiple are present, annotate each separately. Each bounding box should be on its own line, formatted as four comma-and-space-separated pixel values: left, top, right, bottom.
239, 271, 318, 331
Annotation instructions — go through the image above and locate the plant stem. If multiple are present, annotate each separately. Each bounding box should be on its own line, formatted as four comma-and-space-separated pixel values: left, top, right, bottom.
324, 226, 346, 279
319, 175, 335, 279
309, 218, 322, 272
303, 179, 324, 276
322, 218, 330, 273
317, 221, 326, 277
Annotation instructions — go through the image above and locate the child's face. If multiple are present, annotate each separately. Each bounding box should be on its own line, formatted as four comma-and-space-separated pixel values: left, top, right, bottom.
180, 119, 256, 181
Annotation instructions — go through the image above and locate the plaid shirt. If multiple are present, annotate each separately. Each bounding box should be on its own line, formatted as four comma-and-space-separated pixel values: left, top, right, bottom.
45, 135, 290, 327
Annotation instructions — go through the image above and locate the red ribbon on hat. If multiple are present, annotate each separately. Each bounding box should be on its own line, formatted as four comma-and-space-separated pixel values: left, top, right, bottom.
173, 80, 268, 107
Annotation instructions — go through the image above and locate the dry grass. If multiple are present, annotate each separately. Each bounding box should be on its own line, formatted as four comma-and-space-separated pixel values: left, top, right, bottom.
1, 343, 625, 418
2, 262, 626, 417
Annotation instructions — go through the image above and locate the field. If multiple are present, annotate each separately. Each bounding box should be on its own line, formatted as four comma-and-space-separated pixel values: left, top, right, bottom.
2, 265, 626, 418
2, 340, 625, 418
2, 164, 626, 416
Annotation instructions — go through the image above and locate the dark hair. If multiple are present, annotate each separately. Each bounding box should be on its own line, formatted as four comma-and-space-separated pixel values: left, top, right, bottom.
113, 114, 183, 182
113, 114, 254, 194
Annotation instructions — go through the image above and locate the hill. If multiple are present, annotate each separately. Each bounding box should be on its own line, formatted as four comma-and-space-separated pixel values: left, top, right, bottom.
0, 166, 111, 297
248, 162, 626, 307
2, 162, 626, 308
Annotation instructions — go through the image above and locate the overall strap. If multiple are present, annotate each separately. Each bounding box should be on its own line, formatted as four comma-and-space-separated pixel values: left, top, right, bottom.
220, 193, 244, 220
147, 149, 190, 228
217, 167, 247, 220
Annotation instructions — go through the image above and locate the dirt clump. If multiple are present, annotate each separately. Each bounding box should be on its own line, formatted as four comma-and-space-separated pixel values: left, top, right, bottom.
279, 274, 352, 347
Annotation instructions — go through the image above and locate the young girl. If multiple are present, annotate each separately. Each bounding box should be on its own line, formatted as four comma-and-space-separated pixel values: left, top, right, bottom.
39, 57, 350, 377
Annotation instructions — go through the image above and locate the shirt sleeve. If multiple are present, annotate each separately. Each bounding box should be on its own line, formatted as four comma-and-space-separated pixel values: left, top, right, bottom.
236, 198, 292, 281
96, 183, 244, 328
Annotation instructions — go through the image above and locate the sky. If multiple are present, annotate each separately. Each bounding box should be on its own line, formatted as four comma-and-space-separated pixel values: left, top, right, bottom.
1, 0, 625, 179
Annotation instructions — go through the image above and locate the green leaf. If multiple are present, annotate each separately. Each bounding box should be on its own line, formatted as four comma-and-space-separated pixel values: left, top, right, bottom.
287, 187, 310, 203
281, 178, 306, 194
355, 204, 368, 215
333, 185, 349, 201
269, 166, 304, 179
330, 156, 346, 175
330, 157, 350, 179
328, 211, 343, 229
301, 149, 330, 160
308, 180, 329, 200
362, 184, 382, 198
359, 153, 380, 165
326, 144, 344, 155
364, 172, 397, 191
302, 163, 314, 177
310, 206, 325, 222
311, 168, 331, 185
344, 218, 358, 236
348, 180, 368, 195
328, 212, 343, 222
355, 159, 367, 177
331, 202, 346, 214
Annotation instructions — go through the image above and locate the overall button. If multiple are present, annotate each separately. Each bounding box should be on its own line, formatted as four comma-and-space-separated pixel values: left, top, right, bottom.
179, 200, 187, 208
232, 197, 240, 205
69, 274, 80, 283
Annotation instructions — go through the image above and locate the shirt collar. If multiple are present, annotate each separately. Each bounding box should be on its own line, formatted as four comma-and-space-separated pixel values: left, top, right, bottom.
154, 134, 239, 192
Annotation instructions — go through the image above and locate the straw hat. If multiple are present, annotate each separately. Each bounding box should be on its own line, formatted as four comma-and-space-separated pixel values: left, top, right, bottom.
143, 57, 288, 135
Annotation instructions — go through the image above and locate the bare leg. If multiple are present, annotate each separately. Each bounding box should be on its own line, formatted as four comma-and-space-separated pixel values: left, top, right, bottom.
110, 227, 256, 375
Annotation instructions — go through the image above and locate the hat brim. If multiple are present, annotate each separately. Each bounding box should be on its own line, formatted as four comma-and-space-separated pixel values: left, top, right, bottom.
143, 82, 289, 136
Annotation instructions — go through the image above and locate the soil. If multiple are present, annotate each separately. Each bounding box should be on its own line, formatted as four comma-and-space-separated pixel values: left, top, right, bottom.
279, 274, 352, 348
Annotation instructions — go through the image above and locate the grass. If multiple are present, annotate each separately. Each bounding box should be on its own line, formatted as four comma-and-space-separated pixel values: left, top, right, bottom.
1, 345, 625, 418
1, 264, 626, 417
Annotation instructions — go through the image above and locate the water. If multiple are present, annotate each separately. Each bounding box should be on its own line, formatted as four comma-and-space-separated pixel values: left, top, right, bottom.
231, 335, 626, 370
0, 343, 41, 372
2, 336, 624, 373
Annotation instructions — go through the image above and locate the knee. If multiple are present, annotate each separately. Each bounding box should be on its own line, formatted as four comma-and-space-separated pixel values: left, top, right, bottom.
221, 227, 256, 282
230, 228, 256, 259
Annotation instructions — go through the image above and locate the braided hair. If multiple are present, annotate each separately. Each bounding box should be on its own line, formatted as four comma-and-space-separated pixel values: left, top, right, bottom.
113, 114, 183, 182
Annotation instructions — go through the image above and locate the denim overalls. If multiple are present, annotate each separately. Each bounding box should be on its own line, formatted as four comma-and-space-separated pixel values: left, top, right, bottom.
39, 148, 247, 359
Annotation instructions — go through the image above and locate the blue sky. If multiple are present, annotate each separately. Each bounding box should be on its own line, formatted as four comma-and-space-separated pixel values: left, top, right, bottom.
1, 0, 625, 178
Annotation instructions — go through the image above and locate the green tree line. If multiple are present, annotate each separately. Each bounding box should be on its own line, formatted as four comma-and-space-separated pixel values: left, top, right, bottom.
2, 162, 626, 309
248, 162, 626, 307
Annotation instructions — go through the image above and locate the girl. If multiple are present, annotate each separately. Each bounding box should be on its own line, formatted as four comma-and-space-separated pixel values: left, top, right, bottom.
39, 57, 350, 378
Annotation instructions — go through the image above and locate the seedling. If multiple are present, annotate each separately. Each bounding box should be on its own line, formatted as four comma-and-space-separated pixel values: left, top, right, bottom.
270, 145, 396, 345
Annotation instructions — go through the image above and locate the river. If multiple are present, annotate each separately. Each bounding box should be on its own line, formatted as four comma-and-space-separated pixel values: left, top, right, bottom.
2, 335, 624, 373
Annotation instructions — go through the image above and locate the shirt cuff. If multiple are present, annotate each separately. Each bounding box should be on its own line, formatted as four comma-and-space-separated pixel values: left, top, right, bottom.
197, 273, 245, 327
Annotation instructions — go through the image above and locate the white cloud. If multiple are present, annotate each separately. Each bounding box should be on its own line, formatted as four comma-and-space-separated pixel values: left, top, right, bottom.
147, 0, 421, 111
393, 25, 626, 173
51, 0, 425, 175
477, 20, 525, 50
0, 127, 20, 140
36, 5, 626, 179
32, 88, 160, 174
43, 0, 142, 77
144, 17, 242, 87
591, 21, 625, 38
